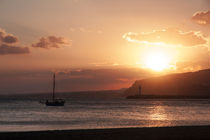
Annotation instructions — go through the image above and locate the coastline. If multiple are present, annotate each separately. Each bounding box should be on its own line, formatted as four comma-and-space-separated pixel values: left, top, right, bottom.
126, 95, 210, 99
1, 126, 210, 140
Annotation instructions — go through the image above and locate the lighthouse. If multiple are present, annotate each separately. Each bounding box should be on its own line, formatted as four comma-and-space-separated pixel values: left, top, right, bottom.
139, 86, 141, 96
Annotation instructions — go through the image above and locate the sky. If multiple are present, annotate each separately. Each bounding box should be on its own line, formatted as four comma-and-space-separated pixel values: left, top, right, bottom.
0, 0, 210, 94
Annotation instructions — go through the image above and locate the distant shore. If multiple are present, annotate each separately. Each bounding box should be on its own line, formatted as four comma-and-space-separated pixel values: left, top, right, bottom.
126, 95, 210, 99
1, 126, 210, 140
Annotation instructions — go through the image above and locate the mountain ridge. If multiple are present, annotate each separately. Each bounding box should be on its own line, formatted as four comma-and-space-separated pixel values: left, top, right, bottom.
124, 69, 210, 97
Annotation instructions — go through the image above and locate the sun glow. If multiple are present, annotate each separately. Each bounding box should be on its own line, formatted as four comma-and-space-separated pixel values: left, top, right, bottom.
145, 51, 171, 71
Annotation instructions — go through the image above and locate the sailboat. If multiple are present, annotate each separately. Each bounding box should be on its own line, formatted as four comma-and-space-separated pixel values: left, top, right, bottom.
45, 73, 65, 106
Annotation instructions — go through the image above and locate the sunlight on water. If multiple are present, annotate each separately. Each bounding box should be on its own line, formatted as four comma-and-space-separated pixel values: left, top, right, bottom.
0, 98, 210, 131
149, 105, 168, 121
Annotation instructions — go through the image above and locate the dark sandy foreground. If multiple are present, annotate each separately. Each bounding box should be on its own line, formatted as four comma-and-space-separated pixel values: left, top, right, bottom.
1, 126, 210, 140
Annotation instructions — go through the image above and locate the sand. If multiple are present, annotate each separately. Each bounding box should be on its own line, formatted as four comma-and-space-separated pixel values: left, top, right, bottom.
0, 126, 210, 140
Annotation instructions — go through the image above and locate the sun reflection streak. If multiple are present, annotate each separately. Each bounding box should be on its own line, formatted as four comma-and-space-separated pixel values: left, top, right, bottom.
146, 102, 174, 127
149, 105, 167, 120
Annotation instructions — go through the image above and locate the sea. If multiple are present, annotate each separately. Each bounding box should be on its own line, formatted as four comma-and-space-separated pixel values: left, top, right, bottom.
0, 94, 210, 132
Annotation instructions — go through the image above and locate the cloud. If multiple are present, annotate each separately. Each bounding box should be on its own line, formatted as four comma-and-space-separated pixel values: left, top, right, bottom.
0, 68, 153, 94
32, 36, 71, 49
56, 68, 153, 91
69, 27, 103, 34
176, 61, 210, 72
0, 28, 29, 55
0, 29, 18, 44
2, 35, 18, 44
175, 46, 210, 72
123, 28, 207, 47
192, 10, 210, 26
0, 44, 29, 55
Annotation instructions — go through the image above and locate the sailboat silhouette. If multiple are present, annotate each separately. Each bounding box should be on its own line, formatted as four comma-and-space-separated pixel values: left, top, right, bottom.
45, 73, 65, 106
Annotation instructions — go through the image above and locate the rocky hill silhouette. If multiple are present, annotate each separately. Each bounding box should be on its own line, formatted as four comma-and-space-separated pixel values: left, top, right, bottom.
124, 69, 210, 97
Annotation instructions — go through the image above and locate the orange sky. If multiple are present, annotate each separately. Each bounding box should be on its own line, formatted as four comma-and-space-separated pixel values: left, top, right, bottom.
0, 0, 210, 93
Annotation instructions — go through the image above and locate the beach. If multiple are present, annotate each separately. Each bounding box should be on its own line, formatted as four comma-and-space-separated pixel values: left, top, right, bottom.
0, 126, 210, 140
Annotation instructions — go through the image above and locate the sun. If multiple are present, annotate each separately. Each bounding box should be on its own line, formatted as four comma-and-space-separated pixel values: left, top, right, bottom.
145, 52, 171, 71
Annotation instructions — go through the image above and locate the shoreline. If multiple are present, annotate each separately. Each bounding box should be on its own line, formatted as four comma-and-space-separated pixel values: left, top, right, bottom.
1, 125, 210, 140
126, 95, 210, 99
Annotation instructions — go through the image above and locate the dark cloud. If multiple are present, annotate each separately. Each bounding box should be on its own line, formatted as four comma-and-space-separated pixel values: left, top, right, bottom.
0, 28, 29, 55
0, 44, 29, 55
32, 36, 71, 49
56, 68, 153, 91
0, 68, 153, 94
123, 28, 207, 46
2, 35, 18, 44
59, 68, 150, 79
0, 29, 18, 44
192, 10, 210, 26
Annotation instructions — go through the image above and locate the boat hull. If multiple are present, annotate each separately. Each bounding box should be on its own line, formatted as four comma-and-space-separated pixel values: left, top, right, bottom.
45, 99, 65, 106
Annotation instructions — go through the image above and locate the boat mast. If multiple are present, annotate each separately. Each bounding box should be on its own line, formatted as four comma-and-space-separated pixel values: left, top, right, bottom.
52, 73, 55, 100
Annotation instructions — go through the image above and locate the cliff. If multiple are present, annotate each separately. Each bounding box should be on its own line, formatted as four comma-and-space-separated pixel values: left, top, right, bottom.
124, 69, 210, 97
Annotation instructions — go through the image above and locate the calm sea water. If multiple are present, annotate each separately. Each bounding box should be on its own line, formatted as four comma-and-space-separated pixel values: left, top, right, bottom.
0, 97, 210, 132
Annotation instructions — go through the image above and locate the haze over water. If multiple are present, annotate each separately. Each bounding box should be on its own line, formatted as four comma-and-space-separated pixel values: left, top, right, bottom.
1, 96, 210, 132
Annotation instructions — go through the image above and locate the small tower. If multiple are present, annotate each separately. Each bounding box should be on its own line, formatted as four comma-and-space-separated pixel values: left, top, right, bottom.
139, 85, 141, 96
